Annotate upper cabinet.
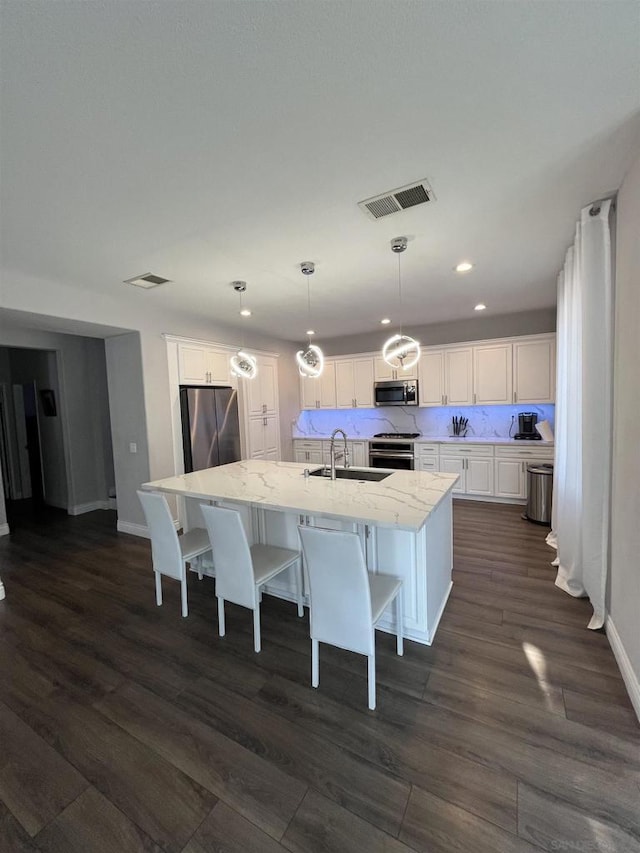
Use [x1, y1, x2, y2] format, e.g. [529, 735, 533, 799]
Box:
[335, 357, 374, 408]
[473, 342, 513, 405]
[300, 361, 337, 409]
[178, 344, 231, 386]
[419, 347, 473, 406]
[513, 336, 555, 404]
[374, 356, 418, 382]
[418, 334, 555, 408]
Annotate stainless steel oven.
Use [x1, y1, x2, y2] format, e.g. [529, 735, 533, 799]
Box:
[368, 433, 417, 470]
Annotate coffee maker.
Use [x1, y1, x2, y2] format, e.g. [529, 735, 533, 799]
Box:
[514, 412, 541, 440]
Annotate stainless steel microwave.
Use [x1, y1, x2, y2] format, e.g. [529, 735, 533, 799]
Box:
[374, 380, 419, 407]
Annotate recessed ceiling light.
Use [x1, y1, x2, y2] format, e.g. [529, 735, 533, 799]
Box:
[240, 308, 251, 317]
[306, 329, 315, 336]
[123, 272, 171, 289]
[474, 303, 486, 311]
[380, 318, 391, 325]
[455, 262, 474, 273]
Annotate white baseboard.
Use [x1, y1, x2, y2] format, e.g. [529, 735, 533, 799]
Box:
[117, 520, 150, 538]
[106, 497, 117, 510]
[68, 500, 113, 516]
[606, 615, 640, 722]
[0, 523, 10, 537]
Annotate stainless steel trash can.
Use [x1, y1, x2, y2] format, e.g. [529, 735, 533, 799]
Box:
[525, 464, 553, 524]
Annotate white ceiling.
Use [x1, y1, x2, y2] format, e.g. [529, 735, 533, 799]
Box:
[1, 1, 639, 342]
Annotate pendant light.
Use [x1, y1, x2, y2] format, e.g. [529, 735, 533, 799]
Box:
[229, 281, 258, 380]
[296, 261, 324, 378]
[382, 236, 421, 371]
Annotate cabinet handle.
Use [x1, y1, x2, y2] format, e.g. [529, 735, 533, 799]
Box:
[263, 417, 267, 426]
[316, 400, 320, 409]
[514, 392, 517, 403]
[444, 394, 448, 405]
[473, 393, 477, 404]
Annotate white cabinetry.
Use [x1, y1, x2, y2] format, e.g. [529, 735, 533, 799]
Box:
[349, 440, 368, 467]
[416, 443, 439, 472]
[439, 444, 494, 496]
[293, 440, 324, 465]
[513, 336, 555, 404]
[374, 357, 418, 382]
[419, 347, 473, 406]
[244, 355, 280, 461]
[335, 358, 374, 408]
[494, 445, 554, 499]
[178, 344, 231, 385]
[300, 362, 337, 409]
[473, 343, 512, 405]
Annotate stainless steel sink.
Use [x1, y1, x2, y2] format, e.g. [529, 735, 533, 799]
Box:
[308, 467, 393, 482]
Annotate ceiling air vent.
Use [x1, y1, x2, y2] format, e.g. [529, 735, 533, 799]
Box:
[358, 179, 436, 221]
[124, 272, 172, 289]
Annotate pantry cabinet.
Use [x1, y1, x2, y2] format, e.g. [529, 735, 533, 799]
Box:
[244, 354, 281, 461]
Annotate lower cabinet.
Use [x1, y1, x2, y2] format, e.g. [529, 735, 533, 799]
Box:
[493, 446, 555, 499]
[293, 439, 368, 468]
[439, 444, 494, 497]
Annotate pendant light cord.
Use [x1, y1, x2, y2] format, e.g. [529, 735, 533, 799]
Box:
[397, 252, 403, 336]
[307, 278, 312, 345]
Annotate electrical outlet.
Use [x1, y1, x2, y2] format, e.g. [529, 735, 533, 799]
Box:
[129, 442, 137, 454]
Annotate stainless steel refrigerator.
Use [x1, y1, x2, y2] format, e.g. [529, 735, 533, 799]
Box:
[179, 385, 241, 472]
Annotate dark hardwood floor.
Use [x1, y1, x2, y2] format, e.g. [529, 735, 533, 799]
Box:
[0, 501, 638, 853]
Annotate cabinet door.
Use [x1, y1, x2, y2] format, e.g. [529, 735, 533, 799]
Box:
[206, 350, 231, 385]
[300, 376, 319, 409]
[374, 356, 395, 382]
[466, 457, 494, 496]
[353, 358, 374, 407]
[294, 449, 308, 463]
[248, 419, 265, 457]
[308, 448, 324, 465]
[439, 456, 465, 494]
[263, 416, 279, 459]
[334, 360, 355, 408]
[418, 455, 438, 472]
[260, 359, 278, 414]
[419, 349, 445, 406]
[350, 441, 368, 467]
[513, 338, 555, 403]
[445, 348, 473, 405]
[319, 362, 337, 408]
[474, 343, 512, 405]
[494, 459, 525, 499]
[179, 345, 208, 384]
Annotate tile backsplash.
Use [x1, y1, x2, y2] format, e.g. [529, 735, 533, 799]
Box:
[293, 405, 555, 440]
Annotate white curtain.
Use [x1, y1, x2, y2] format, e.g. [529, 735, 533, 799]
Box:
[547, 199, 613, 630]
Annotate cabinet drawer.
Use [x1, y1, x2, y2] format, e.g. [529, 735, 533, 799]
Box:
[439, 443, 494, 457]
[418, 456, 438, 471]
[495, 445, 554, 459]
[417, 443, 440, 455]
[294, 440, 322, 450]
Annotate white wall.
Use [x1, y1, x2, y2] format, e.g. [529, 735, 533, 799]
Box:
[609, 149, 640, 714]
[318, 307, 556, 356]
[0, 460, 7, 534]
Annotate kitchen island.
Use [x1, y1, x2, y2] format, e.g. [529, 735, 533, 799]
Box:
[143, 460, 459, 645]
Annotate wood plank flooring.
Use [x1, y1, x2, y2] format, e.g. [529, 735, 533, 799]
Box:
[0, 500, 638, 853]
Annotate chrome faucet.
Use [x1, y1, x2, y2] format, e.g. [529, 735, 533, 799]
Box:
[329, 428, 349, 480]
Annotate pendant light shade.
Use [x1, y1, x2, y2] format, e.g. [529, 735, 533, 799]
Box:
[297, 261, 324, 378]
[230, 350, 258, 379]
[296, 343, 324, 378]
[382, 237, 421, 370]
[382, 333, 421, 371]
[229, 281, 258, 380]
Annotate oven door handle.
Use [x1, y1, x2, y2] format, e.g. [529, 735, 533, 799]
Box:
[369, 451, 415, 458]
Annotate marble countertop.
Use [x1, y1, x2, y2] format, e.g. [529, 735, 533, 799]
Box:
[293, 434, 554, 447]
[143, 459, 459, 532]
